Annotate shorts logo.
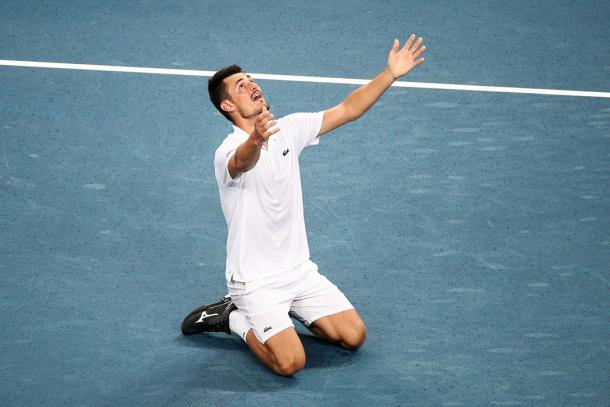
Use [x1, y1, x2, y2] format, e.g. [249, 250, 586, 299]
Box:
[263, 326, 273, 333]
[282, 149, 290, 156]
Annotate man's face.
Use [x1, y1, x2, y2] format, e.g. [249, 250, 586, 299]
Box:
[222, 72, 269, 119]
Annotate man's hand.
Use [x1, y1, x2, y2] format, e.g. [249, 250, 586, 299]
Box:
[228, 106, 279, 178]
[319, 33, 427, 136]
[386, 34, 426, 79]
[253, 105, 279, 145]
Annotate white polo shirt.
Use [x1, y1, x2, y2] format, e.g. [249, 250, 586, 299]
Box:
[214, 111, 323, 282]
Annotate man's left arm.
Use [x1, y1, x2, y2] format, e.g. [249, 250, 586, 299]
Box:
[319, 34, 426, 137]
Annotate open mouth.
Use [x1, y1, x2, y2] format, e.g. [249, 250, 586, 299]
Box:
[251, 91, 263, 102]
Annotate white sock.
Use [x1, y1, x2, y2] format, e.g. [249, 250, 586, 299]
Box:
[229, 310, 251, 343]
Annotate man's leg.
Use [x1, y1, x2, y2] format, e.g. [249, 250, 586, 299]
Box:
[227, 307, 307, 376]
[229, 307, 307, 376]
[288, 261, 366, 350]
[226, 275, 311, 376]
[243, 326, 306, 376]
[182, 298, 306, 376]
[308, 309, 367, 350]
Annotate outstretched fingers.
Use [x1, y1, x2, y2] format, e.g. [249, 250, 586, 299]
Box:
[392, 38, 400, 52]
[405, 34, 426, 65]
[387, 32, 427, 78]
[408, 36, 423, 53]
[402, 34, 416, 51]
[413, 42, 427, 58]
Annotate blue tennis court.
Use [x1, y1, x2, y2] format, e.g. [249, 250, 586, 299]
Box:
[1, 1, 609, 406]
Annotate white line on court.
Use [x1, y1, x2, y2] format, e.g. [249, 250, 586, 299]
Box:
[1, 59, 609, 99]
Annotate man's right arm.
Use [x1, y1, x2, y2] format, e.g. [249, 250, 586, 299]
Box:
[228, 136, 263, 179]
[228, 106, 279, 179]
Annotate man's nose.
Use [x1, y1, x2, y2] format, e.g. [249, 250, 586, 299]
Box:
[247, 82, 258, 92]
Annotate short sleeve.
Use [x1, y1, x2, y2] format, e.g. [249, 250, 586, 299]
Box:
[278, 112, 324, 156]
[214, 139, 242, 186]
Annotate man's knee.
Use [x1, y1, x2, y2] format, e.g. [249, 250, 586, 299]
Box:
[264, 329, 306, 376]
[274, 350, 306, 376]
[341, 320, 367, 350]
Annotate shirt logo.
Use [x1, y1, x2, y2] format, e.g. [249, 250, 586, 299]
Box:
[264, 326, 273, 333]
[282, 149, 290, 156]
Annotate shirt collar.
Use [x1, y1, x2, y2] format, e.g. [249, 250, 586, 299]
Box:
[231, 125, 250, 142]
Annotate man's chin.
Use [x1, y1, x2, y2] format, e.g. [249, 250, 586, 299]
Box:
[256, 101, 271, 114]
[261, 97, 270, 111]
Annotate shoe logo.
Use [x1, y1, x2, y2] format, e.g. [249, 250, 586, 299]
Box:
[282, 149, 290, 156]
[195, 310, 219, 323]
[264, 326, 273, 333]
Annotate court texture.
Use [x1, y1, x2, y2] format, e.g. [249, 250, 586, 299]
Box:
[1, 1, 609, 406]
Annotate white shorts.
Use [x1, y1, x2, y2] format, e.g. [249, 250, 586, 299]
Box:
[227, 259, 354, 344]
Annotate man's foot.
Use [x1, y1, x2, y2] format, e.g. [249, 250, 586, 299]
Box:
[181, 296, 237, 336]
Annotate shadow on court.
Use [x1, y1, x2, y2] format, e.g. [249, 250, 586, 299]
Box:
[98, 333, 363, 406]
[178, 331, 360, 373]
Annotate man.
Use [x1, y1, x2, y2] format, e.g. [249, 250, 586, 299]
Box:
[181, 34, 426, 376]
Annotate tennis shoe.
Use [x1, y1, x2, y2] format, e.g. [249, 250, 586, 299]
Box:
[181, 296, 236, 336]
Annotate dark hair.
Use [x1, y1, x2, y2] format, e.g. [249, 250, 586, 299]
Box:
[208, 64, 243, 122]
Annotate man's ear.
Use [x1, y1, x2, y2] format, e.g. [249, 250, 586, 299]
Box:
[220, 100, 235, 114]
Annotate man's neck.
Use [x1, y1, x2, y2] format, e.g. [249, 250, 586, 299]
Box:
[233, 116, 255, 136]
[233, 116, 267, 148]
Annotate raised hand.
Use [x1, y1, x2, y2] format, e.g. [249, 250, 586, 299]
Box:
[386, 34, 426, 79]
[253, 105, 279, 144]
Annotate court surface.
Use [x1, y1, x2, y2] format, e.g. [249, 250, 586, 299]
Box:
[1, 1, 609, 406]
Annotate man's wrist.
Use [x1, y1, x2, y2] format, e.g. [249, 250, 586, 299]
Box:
[383, 66, 398, 81]
[248, 132, 264, 147]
